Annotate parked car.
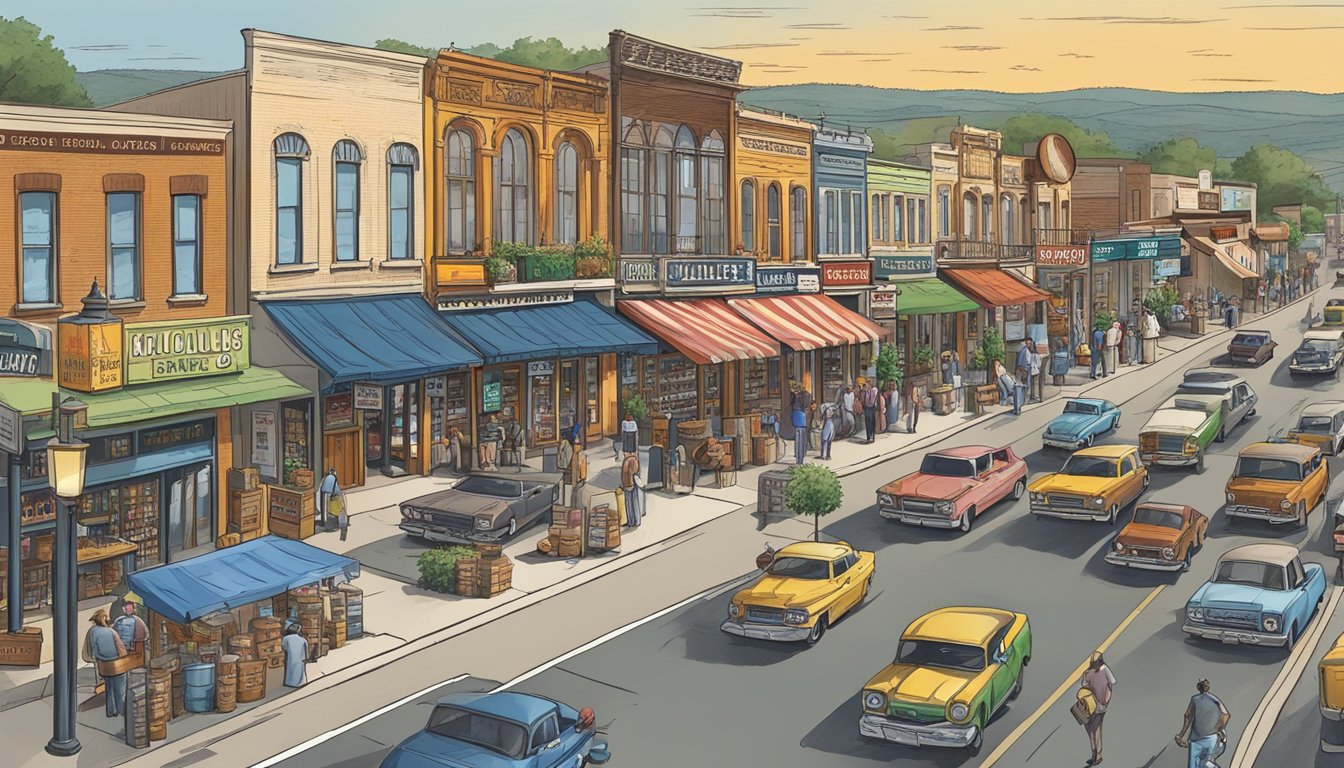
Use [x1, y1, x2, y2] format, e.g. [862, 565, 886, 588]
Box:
[1176, 370, 1258, 433]
[1321, 631, 1344, 752]
[1226, 330, 1277, 367]
[1138, 394, 1224, 473]
[1104, 503, 1208, 572]
[399, 474, 560, 543]
[379, 691, 610, 768]
[1324, 297, 1344, 326]
[1225, 441, 1329, 527]
[1291, 329, 1344, 378]
[1041, 398, 1121, 450]
[1287, 401, 1344, 455]
[876, 445, 1027, 533]
[1028, 445, 1149, 524]
[1182, 543, 1326, 649]
[721, 541, 875, 646]
[859, 606, 1031, 755]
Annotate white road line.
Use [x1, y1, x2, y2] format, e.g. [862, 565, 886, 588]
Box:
[248, 674, 469, 768]
[1230, 585, 1344, 768]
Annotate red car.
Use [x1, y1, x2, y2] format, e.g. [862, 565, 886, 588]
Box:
[876, 445, 1028, 533]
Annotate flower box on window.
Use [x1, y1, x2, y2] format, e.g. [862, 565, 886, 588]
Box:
[518, 249, 576, 283]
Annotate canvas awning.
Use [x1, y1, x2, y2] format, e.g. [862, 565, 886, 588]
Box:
[883, 278, 980, 317]
[438, 299, 658, 365]
[939, 268, 1051, 308]
[79, 367, 309, 429]
[1192, 236, 1258, 280]
[617, 299, 780, 364]
[726, 294, 891, 351]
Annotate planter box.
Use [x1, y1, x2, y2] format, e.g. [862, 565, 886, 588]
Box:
[518, 252, 576, 283]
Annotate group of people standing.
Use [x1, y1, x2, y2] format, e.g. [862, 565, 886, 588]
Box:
[788, 377, 909, 465]
[1090, 308, 1162, 380]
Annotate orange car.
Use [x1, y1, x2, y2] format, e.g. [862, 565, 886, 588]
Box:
[1225, 442, 1329, 527]
[1104, 503, 1208, 572]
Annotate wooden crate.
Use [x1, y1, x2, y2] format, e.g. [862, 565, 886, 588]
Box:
[0, 627, 44, 667]
[454, 558, 478, 597]
[227, 467, 260, 491]
[472, 541, 503, 560]
[228, 489, 264, 534]
[751, 435, 777, 466]
[475, 557, 514, 597]
[269, 517, 313, 541]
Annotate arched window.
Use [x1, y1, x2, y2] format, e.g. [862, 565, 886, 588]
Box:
[675, 125, 697, 252]
[980, 194, 993, 243]
[1000, 194, 1015, 245]
[387, 143, 418, 261]
[333, 139, 363, 261]
[766, 184, 782, 261]
[701, 130, 726, 254]
[554, 141, 579, 245]
[494, 128, 532, 245]
[1019, 195, 1030, 244]
[650, 126, 674, 253]
[937, 185, 951, 238]
[273, 132, 310, 265]
[620, 121, 647, 253]
[790, 187, 807, 261]
[739, 180, 755, 253]
[445, 128, 476, 253]
[962, 191, 977, 240]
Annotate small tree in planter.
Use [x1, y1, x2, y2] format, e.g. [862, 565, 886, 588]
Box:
[911, 346, 936, 374]
[875, 344, 903, 390]
[974, 325, 1006, 378]
[786, 463, 843, 542]
[623, 392, 651, 444]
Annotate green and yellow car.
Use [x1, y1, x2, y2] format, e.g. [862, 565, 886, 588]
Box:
[1139, 394, 1224, 474]
[859, 606, 1031, 755]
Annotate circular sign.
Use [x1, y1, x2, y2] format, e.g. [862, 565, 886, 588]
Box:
[1036, 133, 1077, 184]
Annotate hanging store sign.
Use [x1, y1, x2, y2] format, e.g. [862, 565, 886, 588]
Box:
[870, 290, 896, 318]
[0, 404, 21, 455]
[1091, 237, 1181, 262]
[872, 253, 935, 280]
[437, 290, 573, 311]
[323, 394, 354, 429]
[755, 266, 821, 295]
[527, 360, 555, 377]
[1035, 245, 1088, 268]
[482, 370, 502, 413]
[820, 261, 873, 287]
[123, 315, 250, 384]
[662, 258, 756, 294]
[352, 383, 383, 410]
[1155, 258, 1182, 278]
[0, 319, 51, 377]
[58, 317, 123, 393]
[424, 376, 446, 398]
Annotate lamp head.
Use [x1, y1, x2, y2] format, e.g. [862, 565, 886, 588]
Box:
[45, 437, 88, 501]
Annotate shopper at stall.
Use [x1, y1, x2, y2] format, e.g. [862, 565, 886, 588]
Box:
[557, 428, 575, 505]
[82, 610, 127, 718]
[621, 452, 643, 528]
[478, 415, 502, 471]
[334, 484, 349, 542]
[112, 600, 148, 654]
[282, 624, 309, 688]
[318, 467, 340, 530]
[1091, 325, 1108, 379]
[619, 411, 639, 461]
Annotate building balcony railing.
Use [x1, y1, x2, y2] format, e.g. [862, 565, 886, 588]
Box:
[1033, 228, 1092, 247]
[936, 239, 1035, 266]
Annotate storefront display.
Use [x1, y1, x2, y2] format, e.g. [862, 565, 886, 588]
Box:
[528, 366, 557, 446]
[642, 355, 699, 419]
[281, 401, 311, 486]
[703, 364, 723, 417]
[428, 373, 469, 467]
[559, 360, 579, 437]
[821, 347, 846, 401]
[740, 358, 780, 414]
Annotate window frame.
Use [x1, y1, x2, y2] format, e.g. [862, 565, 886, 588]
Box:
[18, 190, 58, 305]
[333, 143, 362, 262]
[171, 193, 203, 296]
[273, 133, 310, 267]
[554, 141, 580, 246]
[766, 183, 782, 261]
[789, 186, 807, 262]
[740, 179, 755, 254]
[529, 714, 560, 752]
[938, 185, 951, 238]
[445, 128, 477, 254]
[106, 191, 142, 301]
[494, 127, 534, 246]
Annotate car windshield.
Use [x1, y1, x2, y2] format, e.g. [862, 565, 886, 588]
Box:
[1328, 299, 1344, 307]
[454, 477, 523, 497]
[1213, 560, 1286, 590]
[919, 455, 975, 477]
[1063, 401, 1100, 415]
[1297, 416, 1335, 434]
[1235, 457, 1303, 482]
[896, 640, 986, 672]
[1232, 334, 1265, 347]
[767, 557, 830, 580]
[1299, 341, 1333, 353]
[1060, 456, 1116, 478]
[426, 705, 528, 760]
[1133, 507, 1184, 529]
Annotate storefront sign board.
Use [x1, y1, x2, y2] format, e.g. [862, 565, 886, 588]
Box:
[755, 266, 821, 295]
[123, 315, 250, 385]
[1221, 187, 1254, 212]
[618, 257, 659, 292]
[1035, 245, 1088, 268]
[527, 360, 555, 377]
[482, 373, 502, 413]
[57, 318, 123, 393]
[437, 290, 574, 311]
[820, 261, 873, 287]
[739, 134, 809, 157]
[424, 376, 446, 398]
[434, 259, 489, 288]
[0, 129, 225, 156]
[817, 154, 864, 171]
[872, 253, 934, 280]
[1091, 236, 1181, 262]
[323, 394, 354, 429]
[0, 319, 50, 377]
[352, 383, 383, 410]
[1155, 258, 1181, 278]
[139, 418, 213, 453]
[251, 410, 276, 474]
[0, 404, 21, 455]
[662, 258, 756, 294]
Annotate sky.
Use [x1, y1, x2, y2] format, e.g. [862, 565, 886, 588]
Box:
[9, 0, 1344, 93]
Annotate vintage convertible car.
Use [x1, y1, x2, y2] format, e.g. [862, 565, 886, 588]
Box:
[1182, 543, 1326, 649]
[1287, 401, 1344, 456]
[721, 541, 875, 646]
[379, 691, 610, 768]
[1029, 445, 1149, 524]
[399, 474, 560, 543]
[1226, 330, 1277, 367]
[1041, 398, 1120, 450]
[859, 606, 1031, 755]
[1176, 370, 1257, 434]
[876, 445, 1027, 533]
[1225, 441, 1328, 527]
[1138, 394, 1224, 473]
[1290, 330, 1344, 377]
[1104, 502, 1208, 572]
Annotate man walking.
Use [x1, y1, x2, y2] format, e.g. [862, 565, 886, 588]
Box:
[1176, 678, 1230, 768]
[282, 624, 309, 687]
[1015, 340, 1033, 403]
[1142, 308, 1162, 364]
[1105, 321, 1122, 375]
[789, 381, 812, 464]
[621, 452, 642, 527]
[1091, 325, 1108, 379]
[318, 467, 340, 530]
[861, 380, 879, 444]
[557, 427, 575, 506]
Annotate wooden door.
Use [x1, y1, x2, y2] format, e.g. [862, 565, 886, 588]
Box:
[323, 428, 365, 489]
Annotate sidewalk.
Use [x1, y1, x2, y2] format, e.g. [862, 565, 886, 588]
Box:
[1, 290, 1313, 767]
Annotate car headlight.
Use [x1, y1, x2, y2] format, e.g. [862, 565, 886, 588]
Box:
[1113, 540, 1125, 552]
[1090, 496, 1106, 508]
[1030, 492, 1045, 503]
[1263, 614, 1281, 633]
[1280, 499, 1294, 510]
[728, 602, 740, 618]
[1161, 547, 1175, 560]
[935, 500, 954, 514]
[1185, 437, 1197, 450]
[1187, 605, 1204, 621]
[1226, 492, 1236, 503]
[401, 508, 413, 520]
[948, 702, 970, 723]
[878, 493, 893, 506]
[783, 608, 809, 625]
[475, 516, 493, 530]
[863, 691, 886, 711]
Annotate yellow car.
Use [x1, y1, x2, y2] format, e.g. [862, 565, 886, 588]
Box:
[1321, 631, 1344, 752]
[721, 541, 875, 646]
[860, 607, 1031, 755]
[1287, 401, 1344, 456]
[1225, 441, 1329, 527]
[1028, 445, 1149, 524]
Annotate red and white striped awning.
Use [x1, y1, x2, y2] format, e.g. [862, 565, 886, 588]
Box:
[727, 294, 893, 351]
[617, 299, 780, 365]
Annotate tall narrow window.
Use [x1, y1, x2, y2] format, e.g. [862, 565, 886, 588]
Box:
[871, 194, 885, 243]
[20, 191, 56, 304]
[554, 141, 579, 245]
[917, 198, 927, 243]
[333, 139, 363, 262]
[851, 191, 864, 254]
[274, 132, 309, 265]
[445, 128, 476, 253]
[962, 192, 977, 241]
[840, 191, 852, 254]
[1000, 194, 1015, 245]
[1020, 195, 1030, 244]
[981, 194, 993, 243]
[387, 143, 417, 260]
[790, 187, 806, 262]
[107, 192, 140, 300]
[1037, 202, 1053, 230]
[172, 195, 201, 295]
[766, 184, 782, 260]
[650, 126, 673, 254]
[494, 128, 532, 244]
[938, 185, 951, 238]
[675, 126, 697, 253]
[620, 121, 646, 253]
[740, 180, 755, 253]
[891, 195, 904, 242]
[822, 190, 838, 255]
[701, 130, 726, 254]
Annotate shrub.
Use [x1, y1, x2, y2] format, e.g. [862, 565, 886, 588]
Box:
[786, 464, 843, 542]
[624, 393, 649, 423]
[875, 344, 903, 388]
[975, 325, 1005, 371]
[1143, 285, 1181, 325]
[1093, 311, 1116, 331]
[416, 545, 477, 593]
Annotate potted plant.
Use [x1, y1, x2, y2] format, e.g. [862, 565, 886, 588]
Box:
[911, 346, 936, 374]
[624, 393, 651, 445]
[487, 240, 520, 284]
[875, 344, 903, 390]
[574, 236, 614, 279]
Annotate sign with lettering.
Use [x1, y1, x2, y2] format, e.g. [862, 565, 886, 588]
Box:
[138, 418, 214, 454]
[352, 383, 383, 411]
[251, 410, 276, 473]
[482, 370, 502, 413]
[0, 404, 21, 455]
[870, 290, 897, 319]
[1155, 258, 1182, 278]
[0, 319, 50, 377]
[755, 266, 821, 295]
[618, 257, 659, 291]
[424, 376, 446, 398]
[1198, 169, 1213, 191]
[527, 360, 555, 377]
[0, 129, 225, 155]
[1035, 245, 1089, 268]
[58, 318, 123, 393]
[817, 153, 865, 173]
[738, 134, 809, 157]
[123, 316, 249, 384]
[323, 394, 354, 429]
[873, 253, 935, 280]
[820, 261, 873, 287]
[437, 290, 574, 311]
[662, 258, 756, 294]
[1221, 187, 1254, 212]
[1091, 237, 1181, 262]
[434, 259, 488, 288]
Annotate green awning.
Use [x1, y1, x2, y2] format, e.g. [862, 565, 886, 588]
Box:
[0, 378, 58, 415]
[889, 278, 980, 317]
[81, 367, 309, 429]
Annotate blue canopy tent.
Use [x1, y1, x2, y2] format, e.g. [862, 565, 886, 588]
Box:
[128, 536, 360, 625]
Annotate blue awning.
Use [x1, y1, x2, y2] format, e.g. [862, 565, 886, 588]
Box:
[128, 535, 360, 625]
[263, 295, 482, 387]
[438, 299, 659, 364]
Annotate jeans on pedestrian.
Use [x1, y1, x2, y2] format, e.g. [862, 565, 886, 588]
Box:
[1188, 734, 1220, 768]
[1012, 385, 1024, 415]
[795, 434, 807, 464]
[997, 375, 1013, 404]
[820, 438, 832, 459]
[104, 672, 126, 717]
[624, 488, 641, 526]
[863, 407, 877, 442]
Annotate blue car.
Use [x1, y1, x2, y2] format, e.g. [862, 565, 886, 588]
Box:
[380, 691, 611, 768]
[1042, 398, 1121, 450]
[1183, 543, 1327, 649]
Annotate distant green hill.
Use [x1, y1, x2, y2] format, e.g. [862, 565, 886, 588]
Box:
[78, 69, 229, 107]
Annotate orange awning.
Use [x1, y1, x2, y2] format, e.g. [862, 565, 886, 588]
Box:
[939, 268, 1051, 308]
[617, 299, 780, 365]
[1192, 237, 1258, 280]
[727, 294, 893, 351]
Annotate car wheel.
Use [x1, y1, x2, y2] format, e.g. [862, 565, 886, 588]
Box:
[1085, 433, 1094, 448]
[805, 615, 827, 647]
[966, 719, 984, 756]
[1248, 407, 1256, 417]
[1010, 667, 1024, 701]
[861, 577, 871, 604]
[1195, 450, 1206, 475]
[1216, 426, 1226, 443]
[1108, 504, 1119, 526]
[1287, 623, 1299, 652]
[959, 508, 976, 534]
[507, 517, 518, 537]
[1296, 501, 1308, 528]
[1112, 414, 1120, 431]
[1011, 479, 1026, 501]
[1142, 473, 1151, 490]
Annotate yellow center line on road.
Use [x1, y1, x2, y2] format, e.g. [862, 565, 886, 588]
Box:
[979, 584, 1166, 768]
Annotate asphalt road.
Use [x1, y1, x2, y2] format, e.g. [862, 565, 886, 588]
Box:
[250, 289, 1343, 768]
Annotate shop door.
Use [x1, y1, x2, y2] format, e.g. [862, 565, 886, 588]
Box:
[324, 429, 364, 488]
[559, 359, 579, 441]
[585, 357, 603, 444]
[167, 464, 213, 561]
[388, 382, 418, 472]
[365, 403, 383, 471]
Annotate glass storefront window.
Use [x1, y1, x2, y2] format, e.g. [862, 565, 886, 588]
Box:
[529, 370, 557, 445]
[560, 359, 578, 434]
[584, 357, 600, 429]
[282, 401, 311, 485]
[703, 363, 722, 417]
[821, 347, 845, 401]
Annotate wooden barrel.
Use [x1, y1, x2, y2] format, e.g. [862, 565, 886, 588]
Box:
[257, 637, 283, 669]
[237, 659, 267, 703]
[228, 633, 255, 660]
[215, 654, 238, 713]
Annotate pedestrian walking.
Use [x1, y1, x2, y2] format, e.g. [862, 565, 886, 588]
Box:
[862, 380, 879, 444]
[993, 358, 1014, 405]
[1015, 340, 1033, 401]
[331, 485, 348, 541]
[1081, 653, 1117, 765]
[904, 377, 920, 434]
[478, 415, 501, 471]
[876, 380, 888, 434]
[1028, 340, 1043, 403]
[884, 381, 900, 430]
[318, 467, 340, 529]
[819, 404, 835, 460]
[621, 452, 643, 527]
[619, 411, 638, 462]
[1091, 325, 1108, 379]
[841, 385, 856, 431]
[557, 427, 576, 505]
[1142, 308, 1162, 364]
[82, 610, 127, 718]
[1176, 678, 1229, 768]
[1012, 360, 1028, 416]
[1105, 321, 1121, 375]
[789, 381, 812, 463]
[282, 624, 309, 687]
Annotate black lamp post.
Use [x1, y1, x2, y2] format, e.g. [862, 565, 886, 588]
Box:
[45, 395, 87, 758]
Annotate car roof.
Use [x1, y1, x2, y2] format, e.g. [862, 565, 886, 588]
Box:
[933, 445, 996, 458]
[1136, 502, 1190, 515]
[435, 692, 555, 725]
[1071, 444, 1134, 459]
[1328, 298, 1344, 306]
[1218, 543, 1297, 567]
[1161, 393, 1224, 409]
[1182, 369, 1241, 384]
[904, 607, 1016, 647]
[1231, 330, 1270, 338]
[1239, 441, 1318, 460]
[777, 541, 851, 560]
[1301, 401, 1344, 417]
[1064, 398, 1109, 408]
[1304, 330, 1343, 341]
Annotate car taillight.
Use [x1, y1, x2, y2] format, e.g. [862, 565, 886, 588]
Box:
[578, 706, 595, 732]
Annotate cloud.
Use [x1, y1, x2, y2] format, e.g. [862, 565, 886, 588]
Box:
[922, 25, 983, 31]
[1252, 25, 1344, 29]
[688, 4, 804, 16]
[1022, 16, 1226, 24]
[942, 45, 1005, 51]
[816, 50, 908, 56]
[1195, 77, 1274, 82]
[1190, 51, 1233, 56]
[1060, 52, 1094, 58]
[1224, 3, 1344, 7]
[69, 44, 130, 51]
[702, 42, 800, 49]
[914, 68, 986, 74]
[883, 14, 929, 18]
[783, 22, 851, 29]
[789, 37, 812, 40]
[1010, 64, 1043, 71]
[860, 58, 893, 62]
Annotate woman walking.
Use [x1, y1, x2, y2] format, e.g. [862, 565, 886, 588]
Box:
[1081, 652, 1116, 765]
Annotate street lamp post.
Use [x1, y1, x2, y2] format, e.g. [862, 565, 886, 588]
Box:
[45, 395, 87, 758]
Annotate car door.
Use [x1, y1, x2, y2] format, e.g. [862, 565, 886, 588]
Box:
[989, 449, 1015, 504]
[530, 712, 569, 768]
[522, 482, 551, 522]
[1232, 384, 1254, 427]
[1118, 453, 1141, 505]
[830, 554, 857, 617]
[987, 626, 1016, 711]
[1334, 413, 1344, 453]
[1308, 454, 1328, 507]
[1286, 558, 1310, 631]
